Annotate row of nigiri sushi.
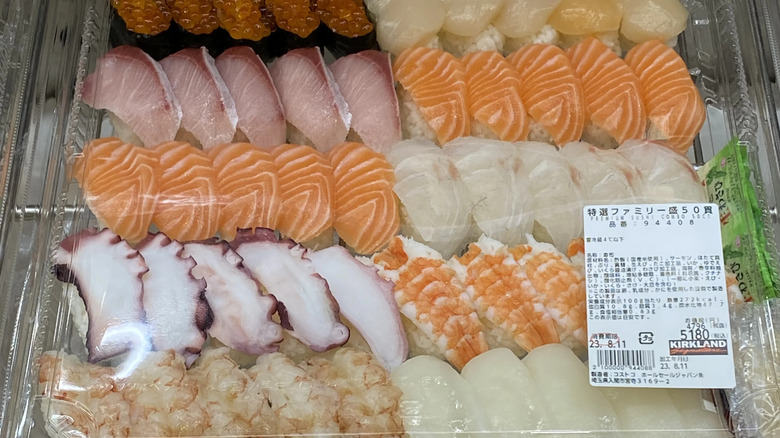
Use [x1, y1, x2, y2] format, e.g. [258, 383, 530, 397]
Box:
[395, 39, 705, 153]
[388, 137, 705, 259]
[391, 344, 730, 437]
[113, 0, 374, 40]
[84, 45, 401, 153]
[370, 0, 690, 57]
[367, 234, 587, 370]
[56, 227, 409, 371]
[74, 139, 400, 254]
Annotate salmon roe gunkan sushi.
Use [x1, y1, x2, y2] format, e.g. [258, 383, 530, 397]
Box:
[316, 0, 373, 37]
[167, 0, 219, 34]
[112, 0, 172, 35]
[213, 0, 274, 41]
[267, 0, 320, 37]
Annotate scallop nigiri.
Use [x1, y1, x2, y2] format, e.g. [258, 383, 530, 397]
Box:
[152, 141, 219, 242]
[327, 142, 399, 254]
[621, 0, 688, 44]
[493, 0, 562, 39]
[73, 138, 159, 244]
[386, 138, 471, 259]
[208, 143, 281, 241]
[505, 44, 586, 145]
[374, 0, 445, 55]
[394, 47, 470, 145]
[270, 144, 335, 243]
[625, 40, 706, 154]
[548, 0, 623, 36]
[567, 37, 646, 148]
[452, 236, 560, 353]
[372, 236, 489, 370]
[461, 51, 529, 142]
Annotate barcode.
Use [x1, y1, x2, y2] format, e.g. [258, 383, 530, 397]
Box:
[596, 349, 655, 370]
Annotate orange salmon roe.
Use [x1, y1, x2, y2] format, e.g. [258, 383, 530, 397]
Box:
[213, 0, 273, 41]
[167, 0, 219, 34]
[268, 0, 320, 38]
[112, 0, 172, 35]
[316, 0, 372, 37]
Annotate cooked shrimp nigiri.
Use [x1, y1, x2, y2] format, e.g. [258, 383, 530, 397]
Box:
[372, 236, 489, 370]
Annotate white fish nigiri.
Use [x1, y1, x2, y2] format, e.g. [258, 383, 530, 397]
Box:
[441, 0, 504, 36]
[560, 141, 642, 205]
[329, 50, 401, 153]
[159, 47, 237, 150]
[82, 45, 182, 147]
[493, 0, 562, 38]
[516, 141, 585, 251]
[600, 387, 686, 435]
[214, 46, 285, 149]
[443, 137, 531, 246]
[387, 139, 471, 258]
[375, 0, 445, 55]
[390, 355, 487, 437]
[269, 47, 351, 153]
[461, 348, 553, 433]
[618, 139, 706, 203]
[523, 343, 621, 431]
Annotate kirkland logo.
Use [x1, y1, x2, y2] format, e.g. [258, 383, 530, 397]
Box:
[669, 339, 729, 356]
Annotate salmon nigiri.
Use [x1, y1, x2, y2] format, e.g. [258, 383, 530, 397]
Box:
[567, 37, 646, 148]
[208, 143, 281, 240]
[461, 51, 530, 142]
[152, 141, 219, 241]
[506, 44, 586, 145]
[73, 137, 159, 243]
[624, 40, 706, 154]
[327, 142, 399, 254]
[270, 144, 335, 243]
[394, 47, 470, 145]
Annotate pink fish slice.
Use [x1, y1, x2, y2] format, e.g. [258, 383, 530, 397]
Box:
[215, 46, 286, 149]
[82, 45, 182, 147]
[159, 47, 238, 150]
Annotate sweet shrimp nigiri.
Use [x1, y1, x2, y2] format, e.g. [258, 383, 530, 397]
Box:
[371, 236, 489, 370]
[327, 142, 399, 254]
[451, 235, 559, 354]
[506, 44, 586, 146]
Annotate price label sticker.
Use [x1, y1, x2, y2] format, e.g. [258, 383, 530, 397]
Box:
[584, 203, 736, 389]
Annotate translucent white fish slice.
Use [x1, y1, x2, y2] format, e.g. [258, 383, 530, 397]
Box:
[443, 137, 532, 246]
[523, 343, 621, 431]
[441, 0, 504, 37]
[516, 141, 585, 251]
[461, 348, 554, 433]
[560, 141, 642, 205]
[668, 389, 730, 435]
[376, 0, 446, 55]
[600, 387, 686, 435]
[493, 0, 562, 38]
[390, 355, 488, 437]
[388, 139, 472, 258]
[618, 139, 707, 203]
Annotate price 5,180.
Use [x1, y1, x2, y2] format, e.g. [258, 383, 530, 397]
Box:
[680, 328, 710, 341]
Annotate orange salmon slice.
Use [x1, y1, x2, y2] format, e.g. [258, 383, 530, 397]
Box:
[462, 51, 530, 142]
[624, 40, 706, 154]
[394, 47, 470, 145]
[327, 142, 399, 254]
[506, 44, 586, 146]
[208, 142, 282, 240]
[567, 37, 646, 144]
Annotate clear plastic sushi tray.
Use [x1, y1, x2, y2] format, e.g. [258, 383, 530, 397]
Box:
[1, 0, 780, 437]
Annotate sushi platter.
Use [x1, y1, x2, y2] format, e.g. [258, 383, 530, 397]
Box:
[1, 0, 780, 437]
